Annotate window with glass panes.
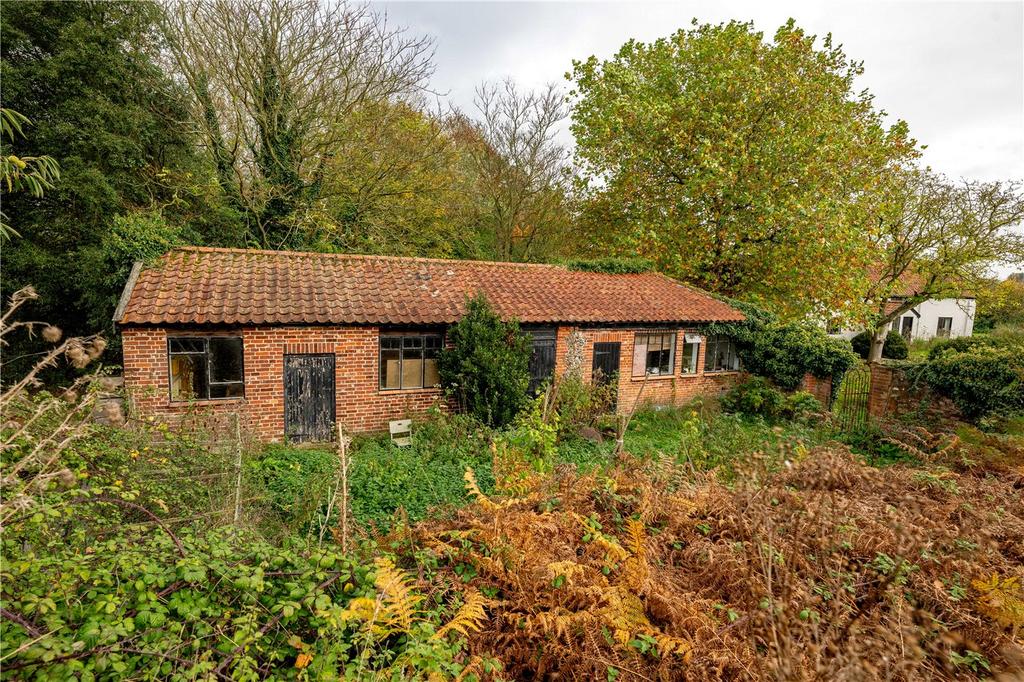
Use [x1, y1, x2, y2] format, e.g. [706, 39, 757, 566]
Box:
[703, 334, 740, 372]
[168, 337, 244, 400]
[681, 334, 701, 374]
[379, 334, 441, 390]
[632, 332, 675, 376]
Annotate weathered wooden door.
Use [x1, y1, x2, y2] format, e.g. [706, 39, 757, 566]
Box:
[527, 328, 557, 395]
[284, 354, 335, 443]
[591, 342, 621, 411]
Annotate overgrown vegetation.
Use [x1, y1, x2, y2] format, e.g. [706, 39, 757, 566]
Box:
[708, 299, 860, 391]
[721, 376, 822, 423]
[437, 294, 532, 427]
[852, 328, 909, 360]
[563, 256, 654, 274]
[921, 331, 1024, 422]
[4, 327, 1023, 680]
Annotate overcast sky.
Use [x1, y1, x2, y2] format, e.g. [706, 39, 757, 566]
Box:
[380, 0, 1024, 183]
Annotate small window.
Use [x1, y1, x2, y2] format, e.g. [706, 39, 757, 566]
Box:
[681, 334, 700, 374]
[380, 334, 442, 390]
[632, 332, 675, 377]
[704, 334, 740, 372]
[936, 317, 953, 338]
[168, 336, 244, 401]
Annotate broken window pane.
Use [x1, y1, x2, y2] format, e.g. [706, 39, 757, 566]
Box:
[170, 353, 208, 401]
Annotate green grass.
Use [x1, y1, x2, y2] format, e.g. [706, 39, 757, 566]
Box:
[246, 403, 847, 533]
[618, 404, 834, 478]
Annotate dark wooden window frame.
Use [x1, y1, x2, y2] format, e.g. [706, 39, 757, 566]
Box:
[167, 335, 245, 402]
[936, 316, 953, 338]
[703, 333, 740, 373]
[379, 333, 443, 391]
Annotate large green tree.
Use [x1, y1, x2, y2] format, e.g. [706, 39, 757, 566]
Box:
[0, 1, 236, 347]
[570, 20, 919, 317]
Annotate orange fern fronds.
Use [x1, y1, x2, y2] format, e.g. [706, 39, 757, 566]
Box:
[435, 588, 492, 640]
[972, 573, 1024, 634]
[373, 557, 422, 633]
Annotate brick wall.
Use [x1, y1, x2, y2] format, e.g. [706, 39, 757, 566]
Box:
[868, 363, 960, 422]
[122, 326, 446, 441]
[122, 324, 740, 442]
[567, 327, 740, 411]
[800, 373, 833, 407]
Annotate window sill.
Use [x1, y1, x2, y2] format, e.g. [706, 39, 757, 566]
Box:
[629, 373, 677, 382]
[704, 370, 742, 376]
[167, 397, 246, 407]
[378, 386, 443, 396]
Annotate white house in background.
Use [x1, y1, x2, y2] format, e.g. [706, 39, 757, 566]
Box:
[882, 297, 975, 341]
[830, 269, 976, 342]
[832, 296, 976, 342]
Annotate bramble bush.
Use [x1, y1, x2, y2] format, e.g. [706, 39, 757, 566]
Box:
[851, 329, 908, 360]
[0, 291, 487, 681]
[438, 293, 532, 427]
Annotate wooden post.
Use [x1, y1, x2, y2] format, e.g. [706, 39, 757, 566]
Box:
[233, 413, 243, 525]
[337, 421, 350, 554]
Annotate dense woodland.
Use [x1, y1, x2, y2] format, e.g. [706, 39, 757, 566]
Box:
[2, 2, 1024, 680]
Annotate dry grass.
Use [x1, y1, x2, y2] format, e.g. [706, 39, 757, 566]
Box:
[406, 440, 1024, 680]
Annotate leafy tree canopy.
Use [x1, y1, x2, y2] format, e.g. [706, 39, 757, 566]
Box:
[859, 169, 1024, 361]
[563, 256, 654, 274]
[570, 19, 919, 318]
[0, 0, 237, 358]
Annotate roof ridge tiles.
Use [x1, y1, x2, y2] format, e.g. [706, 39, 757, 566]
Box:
[173, 245, 569, 270]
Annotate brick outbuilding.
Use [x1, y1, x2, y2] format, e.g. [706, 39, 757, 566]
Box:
[115, 247, 745, 442]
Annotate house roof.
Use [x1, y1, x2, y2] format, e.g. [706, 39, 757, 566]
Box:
[867, 266, 927, 298]
[115, 247, 744, 327]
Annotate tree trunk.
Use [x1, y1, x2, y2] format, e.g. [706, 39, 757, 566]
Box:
[868, 325, 887, 363]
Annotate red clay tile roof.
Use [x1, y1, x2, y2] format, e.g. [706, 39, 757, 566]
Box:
[116, 247, 744, 327]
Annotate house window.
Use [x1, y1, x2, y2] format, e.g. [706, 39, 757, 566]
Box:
[704, 334, 740, 372]
[380, 334, 441, 390]
[168, 337, 244, 401]
[681, 334, 700, 374]
[936, 317, 953, 338]
[632, 332, 675, 377]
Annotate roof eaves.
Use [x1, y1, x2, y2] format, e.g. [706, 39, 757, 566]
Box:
[112, 260, 144, 325]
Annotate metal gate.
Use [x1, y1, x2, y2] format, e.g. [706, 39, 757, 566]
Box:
[284, 354, 336, 443]
[833, 364, 871, 432]
[591, 342, 621, 411]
